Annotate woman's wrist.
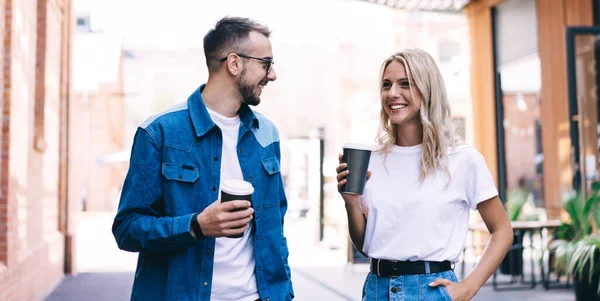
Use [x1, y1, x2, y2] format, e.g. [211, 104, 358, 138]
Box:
[344, 197, 362, 210]
[460, 278, 481, 298]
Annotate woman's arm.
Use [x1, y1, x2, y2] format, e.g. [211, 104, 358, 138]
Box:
[465, 196, 513, 293]
[344, 196, 368, 256]
[336, 154, 370, 256]
[431, 196, 513, 300]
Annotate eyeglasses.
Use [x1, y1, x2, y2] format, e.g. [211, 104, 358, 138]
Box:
[220, 53, 274, 75]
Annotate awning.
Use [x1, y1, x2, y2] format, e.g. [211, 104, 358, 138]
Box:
[356, 0, 470, 13]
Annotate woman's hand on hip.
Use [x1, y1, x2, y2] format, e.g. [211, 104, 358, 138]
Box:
[429, 278, 475, 301]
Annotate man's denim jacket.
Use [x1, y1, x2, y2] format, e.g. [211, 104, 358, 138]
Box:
[112, 85, 294, 301]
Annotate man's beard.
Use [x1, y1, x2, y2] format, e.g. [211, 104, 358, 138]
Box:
[236, 69, 261, 106]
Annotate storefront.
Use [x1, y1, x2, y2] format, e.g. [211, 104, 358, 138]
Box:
[466, 0, 599, 218]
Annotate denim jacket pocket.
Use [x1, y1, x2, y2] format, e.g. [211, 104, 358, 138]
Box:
[161, 163, 199, 183]
[261, 157, 280, 208]
[261, 157, 280, 175]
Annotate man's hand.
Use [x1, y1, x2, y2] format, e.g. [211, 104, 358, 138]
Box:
[197, 200, 254, 237]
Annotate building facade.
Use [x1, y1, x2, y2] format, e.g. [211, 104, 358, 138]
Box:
[465, 0, 599, 218]
[0, 0, 74, 300]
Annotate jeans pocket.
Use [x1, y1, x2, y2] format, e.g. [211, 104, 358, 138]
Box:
[439, 286, 454, 301]
[440, 286, 454, 301]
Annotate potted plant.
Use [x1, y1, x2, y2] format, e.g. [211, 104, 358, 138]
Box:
[569, 233, 600, 301]
[552, 182, 600, 300]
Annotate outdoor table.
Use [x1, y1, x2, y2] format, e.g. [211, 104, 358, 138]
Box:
[463, 220, 562, 291]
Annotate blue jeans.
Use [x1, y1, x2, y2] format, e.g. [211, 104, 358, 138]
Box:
[362, 270, 458, 301]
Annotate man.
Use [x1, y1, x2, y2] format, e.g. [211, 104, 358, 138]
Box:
[112, 17, 293, 301]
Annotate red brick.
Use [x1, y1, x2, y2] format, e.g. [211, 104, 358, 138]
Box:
[0, 0, 74, 300]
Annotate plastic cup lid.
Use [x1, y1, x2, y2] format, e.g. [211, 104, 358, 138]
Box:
[343, 143, 372, 151]
[221, 179, 254, 195]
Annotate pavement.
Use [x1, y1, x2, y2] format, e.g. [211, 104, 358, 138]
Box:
[44, 212, 577, 301]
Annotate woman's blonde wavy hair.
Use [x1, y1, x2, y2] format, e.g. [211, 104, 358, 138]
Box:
[376, 49, 458, 180]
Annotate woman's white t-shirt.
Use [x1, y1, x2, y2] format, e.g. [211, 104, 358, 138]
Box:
[360, 144, 498, 263]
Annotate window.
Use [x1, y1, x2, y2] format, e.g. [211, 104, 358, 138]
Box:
[493, 0, 543, 212]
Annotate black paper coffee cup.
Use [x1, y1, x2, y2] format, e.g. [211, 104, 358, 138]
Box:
[341, 144, 372, 195]
[221, 179, 254, 238]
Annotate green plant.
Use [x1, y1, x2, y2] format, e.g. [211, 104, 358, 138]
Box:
[500, 185, 531, 275]
[570, 233, 600, 296]
[505, 188, 528, 221]
[553, 239, 577, 277]
[553, 182, 600, 276]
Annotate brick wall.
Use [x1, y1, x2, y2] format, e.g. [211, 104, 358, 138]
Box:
[0, 0, 12, 268]
[0, 0, 72, 300]
[57, 0, 71, 273]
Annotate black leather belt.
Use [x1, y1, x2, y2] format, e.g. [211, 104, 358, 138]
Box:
[370, 259, 452, 277]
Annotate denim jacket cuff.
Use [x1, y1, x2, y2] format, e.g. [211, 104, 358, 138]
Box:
[173, 213, 201, 246]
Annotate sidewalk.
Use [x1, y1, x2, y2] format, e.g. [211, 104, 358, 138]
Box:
[44, 266, 576, 301]
[44, 212, 576, 301]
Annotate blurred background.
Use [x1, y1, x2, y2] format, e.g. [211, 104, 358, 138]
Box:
[0, 0, 599, 300]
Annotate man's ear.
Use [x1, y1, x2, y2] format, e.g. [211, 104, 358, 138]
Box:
[225, 54, 242, 76]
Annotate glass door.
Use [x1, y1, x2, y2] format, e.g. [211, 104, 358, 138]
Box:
[566, 26, 600, 197]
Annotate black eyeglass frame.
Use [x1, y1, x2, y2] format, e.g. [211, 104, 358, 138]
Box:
[220, 53, 274, 75]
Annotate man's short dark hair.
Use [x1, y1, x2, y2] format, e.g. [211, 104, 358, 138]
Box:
[203, 16, 271, 73]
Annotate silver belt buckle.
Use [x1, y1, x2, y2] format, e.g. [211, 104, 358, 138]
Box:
[391, 260, 398, 278]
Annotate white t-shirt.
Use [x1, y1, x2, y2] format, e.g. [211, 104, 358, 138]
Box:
[207, 108, 259, 301]
[360, 144, 498, 263]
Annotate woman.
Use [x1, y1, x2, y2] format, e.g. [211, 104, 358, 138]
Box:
[336, 49, 513, 301]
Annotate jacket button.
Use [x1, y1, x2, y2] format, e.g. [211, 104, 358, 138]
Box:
[212, 187, 216, 192]
[204, 282, 208, 286]
[258, 266, 262, 271]
[178, 175, 183, 179]
[249, 177, 253, 181]
[391, 287, 399, 293]
[239, 149, 243, 154]
[214, 157, 219, 161]
[207, 248, 211, 254]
